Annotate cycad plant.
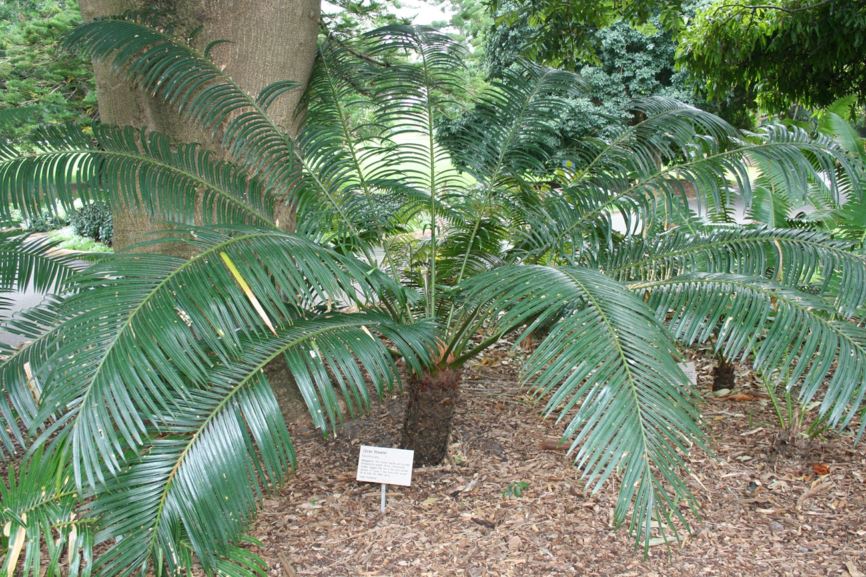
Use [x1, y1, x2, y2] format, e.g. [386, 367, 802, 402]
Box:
[2, 20, 866, 576]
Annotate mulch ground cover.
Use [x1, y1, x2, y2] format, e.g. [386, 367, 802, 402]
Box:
[253, 345, 866, 577]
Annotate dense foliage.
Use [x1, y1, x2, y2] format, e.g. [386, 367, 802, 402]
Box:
[2, 16, 866, 577]
[442, 16, 699, 157]
[679, 0, 866, 113]
[69, 201, 113, 245]
[0, 0, 95, 141]
[18, 207, 67, 232]
[486, 0, 683, 67]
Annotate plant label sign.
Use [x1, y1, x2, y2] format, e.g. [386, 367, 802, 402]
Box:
[356, 445, 414, 487]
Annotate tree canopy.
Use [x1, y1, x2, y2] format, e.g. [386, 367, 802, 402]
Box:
[0, 1, 95, 141]
[679, 0, 866, 112]
[486, 0, 684, 68]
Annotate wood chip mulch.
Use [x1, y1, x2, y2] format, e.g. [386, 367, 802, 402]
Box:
[253, 347, 866, 577]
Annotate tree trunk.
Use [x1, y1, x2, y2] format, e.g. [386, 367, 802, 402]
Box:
[79, 0, 320, 247]
[712, 356, 736, 392]
[79, 0, 319, 413]
[401, 368, 461, 466]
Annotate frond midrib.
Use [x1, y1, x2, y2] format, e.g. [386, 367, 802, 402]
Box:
[419, 44, 440, 319]
[553, 268, 654, 478]
[143, 315, 388, 564]
[68, 230, 291, 482]
[5, 488, 77, 523]
[606, 231, 863, 277]
[4, 147, 275, 226]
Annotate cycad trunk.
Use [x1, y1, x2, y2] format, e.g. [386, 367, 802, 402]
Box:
[713, 357, 736, 391]
[401, 368, 461, 466]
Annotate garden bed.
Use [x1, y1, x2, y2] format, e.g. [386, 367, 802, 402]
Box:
[253, 348, 866, 577]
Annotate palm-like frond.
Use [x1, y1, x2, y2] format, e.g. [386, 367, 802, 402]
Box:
[817, 108, 866, 244]
[30, 229, 400, 487]
[281, 314, 436, 430]
[600, 226, 866, 316]
[634, 273, 866, 433]
[819, 107, 865, 161]
[363, 25, 466, 316]
[747, 174, 794, 228]
[435, 210, 508, 284]
[0, 449, 92, 577]
[90, 313, 433, 576]
[66, 21, 296, 198]
[0, 125, 275, 226]
[90, 369, 285, 577]
[463, 265, 703, 545]
[64, 20, 382, 260]
[297, 38, 389, 238]
[516, 99, 855, 263]
[0, 299, 69, 456]
[834, 191, 866, 243]
[0, 231, 85, 294]
[435, 61, 583, 306]
[446, 61, 582, 183]
[2, 15, 864, 571]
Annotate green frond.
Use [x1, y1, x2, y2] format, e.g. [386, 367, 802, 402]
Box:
[0, 16, 859, 572]
[279, 314, 436, 431]
[436, 214, 508, 284]
[569, 97, 738, 191]
[747, 172, 794, 228]
[362, 25, 467, 316]
[28, 229, 398, 487]
[741, 124, 852, 206]
[601, 226, 866, 316]
[433, 61, 584, 320]
[0, 124, 275, 226]
[0, 449, 93, 577]
[818, 109, 865, 163]
[211, 543, 269, 577]
[66, 20, 392, 256]
[90, 370, 286, 576]
[66, 20, 296, 198]
[0, 299, 69, 456]
[296, 37, 402, 245]
[89, 313, 433, 576]
[257, 80, 300, 112]
[634, 272, 866, 433]
[463, 265, 703, 547]
[834, 190, 866, 242]
[445, 60, 583, 182]
[0, 232, 85, 293]
[517, 100, 856, 262]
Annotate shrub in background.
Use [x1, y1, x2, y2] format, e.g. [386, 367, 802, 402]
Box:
[21, 208, 67, 232]
[70, 201, 113, 245]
